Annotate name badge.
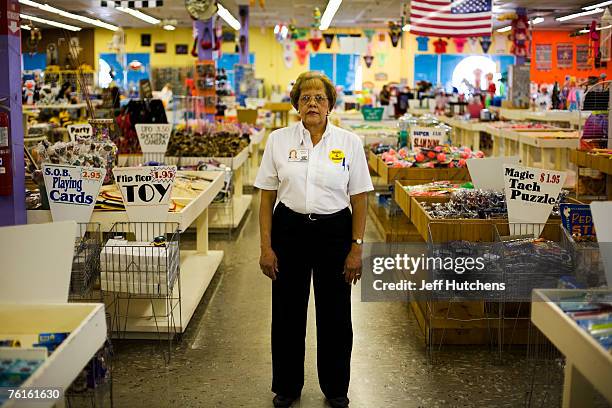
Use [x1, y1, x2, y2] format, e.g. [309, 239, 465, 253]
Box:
[289, 148, 309, 162]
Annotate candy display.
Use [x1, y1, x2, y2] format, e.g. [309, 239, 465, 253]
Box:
[166, 123, 250, 157]
[381, 145, 484, 168]
[423, 189, 569, 219]
[557, 292, 612, 350]
[401, 181, 474, 197]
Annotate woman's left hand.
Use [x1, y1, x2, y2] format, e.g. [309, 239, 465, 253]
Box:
[344, 246, 363, 285]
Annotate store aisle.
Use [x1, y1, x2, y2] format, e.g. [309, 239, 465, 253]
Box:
[110, 195, 559, 408]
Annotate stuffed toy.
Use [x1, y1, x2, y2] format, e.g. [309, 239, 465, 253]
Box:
[510, 13, 530, 58]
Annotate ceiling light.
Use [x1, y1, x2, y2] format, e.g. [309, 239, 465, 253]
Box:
[162, 24, 175, 30]
[20, 24, 31, 30]
[20, 13, 81, 31]
[556, 8, 604, 22]
[116, 6, 160, 25]
[531, 17, 544, 24]
[320, 0, 342, 31]
[402, 24, 410, 32]
[19, 0, 118, 31]
[579, 28, 590, 33]
[580, 24, 612, 33]
[583, 1, 612, 10]
[496, 25, 512, 32]
[497, 17, 543, 33]
[217, 3, 241, 31]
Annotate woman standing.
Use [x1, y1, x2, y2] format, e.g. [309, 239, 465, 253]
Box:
[255, 71, 373, 408]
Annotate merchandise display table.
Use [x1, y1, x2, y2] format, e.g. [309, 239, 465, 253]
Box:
[531, 289, 612, 408]
[342, 121, 398, 147]
[504, 130, 580, 170]
[0, 303, 106, 408]
[372, 154, 470, 184]
[569, 149, 612, 200]
[437, 117, 490, 152]
[166, 147, 252, 229]
[27, 171, 225, 336]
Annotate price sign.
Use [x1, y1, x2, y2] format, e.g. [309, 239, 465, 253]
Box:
[67, 124, 93, 141]
[409, 126, 447, 149]
[467, 156, 520, 191]
[503, 164, 566, 236]
[113, 165, 176, 222]
[135, 124, 172, 154]
[42, 164, 106, 223]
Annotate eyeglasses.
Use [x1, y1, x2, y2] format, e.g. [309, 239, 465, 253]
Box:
[299, 95, 328, 105]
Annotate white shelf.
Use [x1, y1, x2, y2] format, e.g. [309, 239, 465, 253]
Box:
[531, 289, 612, 407]
[166, 146, 250, 171]
[209, 194, 252, 229]
[0, 303, 106, 408]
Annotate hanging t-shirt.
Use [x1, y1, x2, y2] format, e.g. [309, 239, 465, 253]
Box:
[416, 36, 430, 52]
[433, 38, 448, 54]
[480, 36, 492, 54]
[453, 37, 467, 53]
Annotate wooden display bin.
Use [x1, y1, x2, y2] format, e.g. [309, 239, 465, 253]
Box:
[393, 180, 448, 221]
[368, 151, 379, 174]
[376, 155, 471, 184]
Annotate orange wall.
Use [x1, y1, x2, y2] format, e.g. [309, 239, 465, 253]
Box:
[530, 30, 612, 84]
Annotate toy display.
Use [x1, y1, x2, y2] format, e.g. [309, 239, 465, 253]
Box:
[381, 145, 484, 168]
[166, 123, 250, 157]
[401, 181, 474, 197]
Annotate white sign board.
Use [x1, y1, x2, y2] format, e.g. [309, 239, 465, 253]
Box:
[590, 201, 612, 286]
[67, 124, 93, 141]
[503, 165, 566, 236]
[43, 164, 105, 223]
[410, 126, 447, 149]
[467, 156, 521, 190]
[135, 124, 172, 154]
[113, 165, 176, 222]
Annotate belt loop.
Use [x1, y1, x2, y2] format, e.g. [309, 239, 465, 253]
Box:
[308, 213, 316, 221]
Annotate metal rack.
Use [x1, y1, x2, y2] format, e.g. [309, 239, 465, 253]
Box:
[69, 223, 103, 300]
[101, 222, 182, 363]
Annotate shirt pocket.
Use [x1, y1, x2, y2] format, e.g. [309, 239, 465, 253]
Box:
[318, 161, 349, 190]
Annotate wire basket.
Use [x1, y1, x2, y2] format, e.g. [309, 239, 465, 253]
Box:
[560, 226, 606, 289]
[70, 223, 103, 298]
[101, 222, 180, 297]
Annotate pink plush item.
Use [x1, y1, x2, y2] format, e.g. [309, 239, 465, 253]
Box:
[427, 151, 436, 159]
[415, 153, 425, 162]
[449, 161, 455, 168]
[436, 153, 446, 162]
[475, 151, 485, 158]
[434, 145, 443, 152]
[458, 158, 467, 167]
[424, 161, 435, 168]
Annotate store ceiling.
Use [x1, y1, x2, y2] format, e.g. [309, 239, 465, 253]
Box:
[18, 0, 606, 31]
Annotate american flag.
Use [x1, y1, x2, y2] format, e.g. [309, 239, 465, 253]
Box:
[410, 0, 493, 38]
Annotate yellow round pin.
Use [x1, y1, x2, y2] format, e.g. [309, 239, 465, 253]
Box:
[329, 149, 345, 164]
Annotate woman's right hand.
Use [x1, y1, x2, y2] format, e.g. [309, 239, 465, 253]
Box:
[260, 246, 279, 280]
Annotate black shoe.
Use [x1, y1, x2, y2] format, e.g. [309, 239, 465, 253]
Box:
[327, 396, 349, 408]
[273, 394, 297, 408]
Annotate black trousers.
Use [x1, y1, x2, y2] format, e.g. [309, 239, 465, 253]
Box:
[271, 202, 353, 399]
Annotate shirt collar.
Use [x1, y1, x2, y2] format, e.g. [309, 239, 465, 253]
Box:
[297, 120, 332, 145]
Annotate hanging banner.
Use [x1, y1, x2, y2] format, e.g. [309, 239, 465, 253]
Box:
[576, 44, 591, 70]
[467, 156, 521, 191]
[560, 203, 595, 238]
[295, 39, 309, 51]
[43, 164, 105, 223]
[309, 37, 322, 52]
[113, 166, 176, 222]
[282, 40, 294, 68]
[67, 124, 93, 142]
[556, 43, 573, 69]
[363, 55, 374, 68]
[295, 48, 308, 65]
[535, 44, 552, 71]
[410, 127, 447, 149]
[135, 123, 172, 154]
[323, 33, 335, 48]
[479, 36, 492, 53]
[503, 165, 566, 235]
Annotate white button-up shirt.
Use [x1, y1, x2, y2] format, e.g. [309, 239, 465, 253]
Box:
[255, 121, 374, 214]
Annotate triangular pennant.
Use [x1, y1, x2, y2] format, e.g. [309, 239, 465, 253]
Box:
[323, 33, 334, 48]
[295, 48, 309, 65]
[364, 29, 376, 42]
[309, 37, 322, 52]
[296, 39, 309, 51]
[480, 36, 492, 53]
[363, 55, 374, 68]
[283, 40, 294, 68]
[389, 32, 400, 47]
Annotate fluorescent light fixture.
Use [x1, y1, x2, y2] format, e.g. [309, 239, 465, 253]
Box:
[116, 6, 160, 25]
[402, 24, 410, 32]
[580, 24, 612, 33]
[20, 13, 81, 31]
[497, 17, 543, 33]
[20, 24, 31, 30]
[217, 3, 241, 31]
[556, 8, 604, 22]
[583, 1, 612, 10]
[162, 24, 175, 30]
[319, 0, 342, 31]
[19, 0, 118, 31]
[496, 25, 512, 32]
[531, 17, 544, 24]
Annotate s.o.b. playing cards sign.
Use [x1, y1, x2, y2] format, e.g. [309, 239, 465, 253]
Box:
[43, 164, 105, 223]
[135, 124, 172, 154]
[503, 165, 566, 235]
[113, 166, 176, 222]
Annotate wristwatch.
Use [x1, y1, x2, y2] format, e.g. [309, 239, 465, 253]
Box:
[352, 238, 363, 245]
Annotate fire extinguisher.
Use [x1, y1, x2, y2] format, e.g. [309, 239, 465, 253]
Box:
[0, 108, 12, 196]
